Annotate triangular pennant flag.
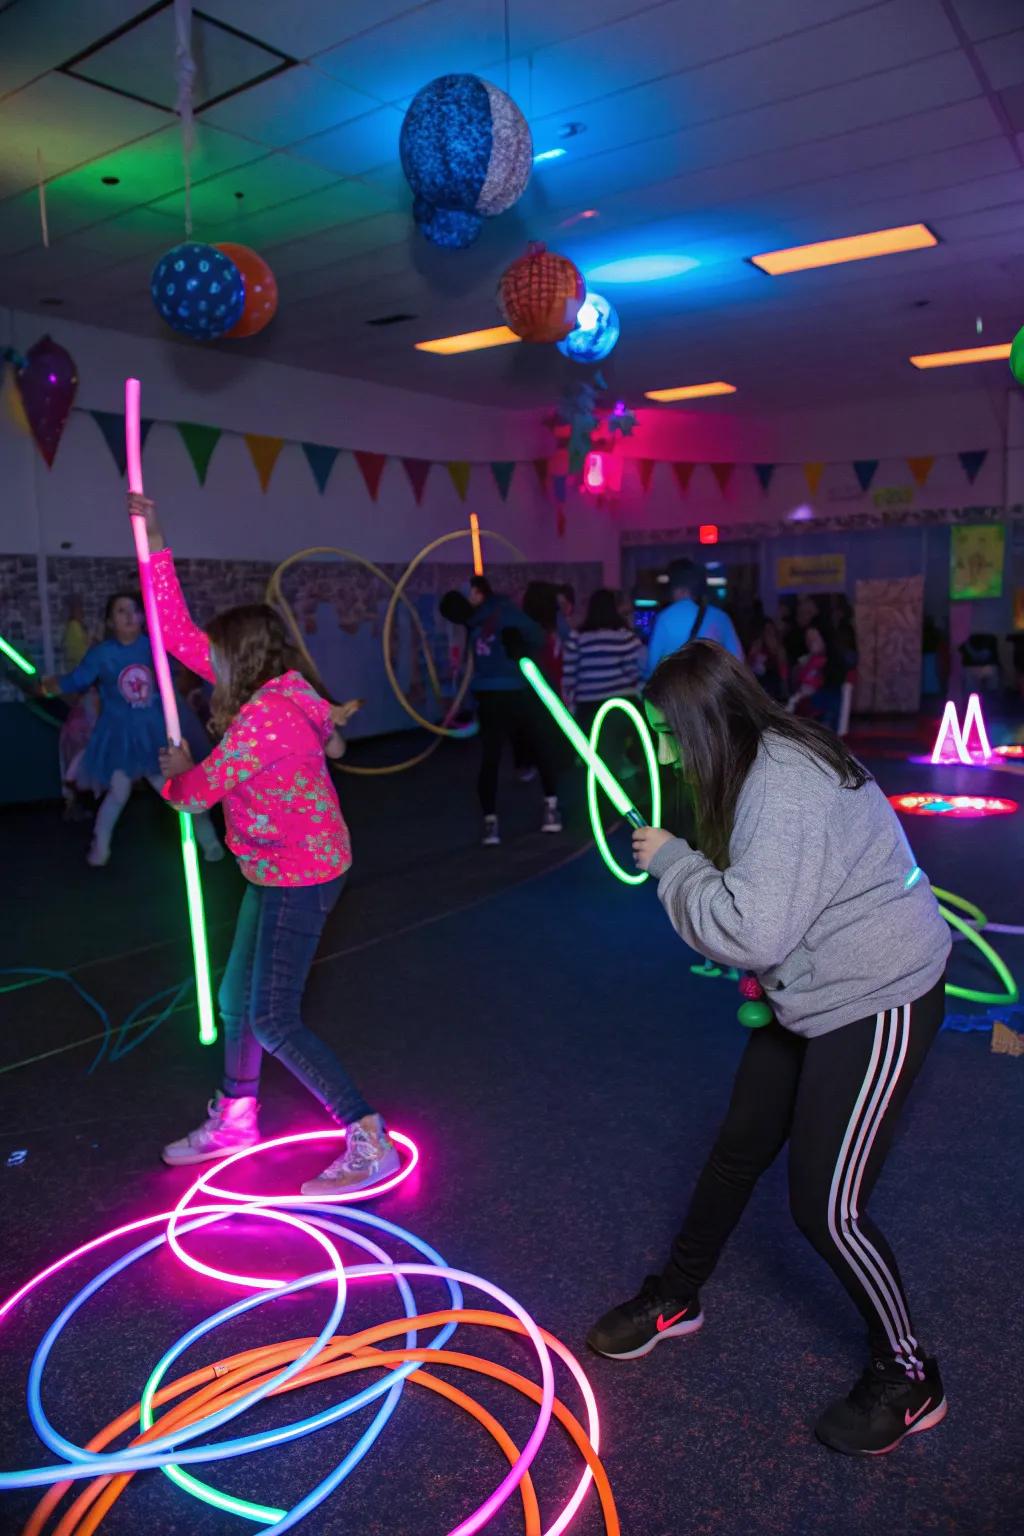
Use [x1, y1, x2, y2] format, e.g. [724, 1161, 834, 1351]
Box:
[907, 455, 934, 489]
[533, 457, 548, 489]
[672, 462, 696, 496]
[710, 463, 734, 495]
[958, 449, 987, 485]
[447, 461, 472, 502]
[803, 461, 825, 495]
[90, 410, 154, 477]
[853, 460, 879, 493]
[177, 421, 222, 486]
[354, 450, 387, 502]
[637, 459, 655, 493]
[754, 463, 776, 493]
[301, 442, 340, 494]
[402, 457, 432, 505]
[244, 433, 285, 493]
[490, 461, 516, 501]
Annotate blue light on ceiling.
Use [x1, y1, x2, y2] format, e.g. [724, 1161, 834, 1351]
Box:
[585, 254, 699, 283]
[533, 147, 567, 163]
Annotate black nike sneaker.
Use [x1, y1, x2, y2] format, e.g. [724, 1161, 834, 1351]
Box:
[815, 1355, 947, 1456]
[587, 1275, 703, 1360]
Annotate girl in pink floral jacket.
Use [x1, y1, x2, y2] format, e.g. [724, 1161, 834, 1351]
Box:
[129, 493, 397, 1195]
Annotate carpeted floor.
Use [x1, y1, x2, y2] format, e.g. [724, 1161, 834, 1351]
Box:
[1, 739, 1021, 1535]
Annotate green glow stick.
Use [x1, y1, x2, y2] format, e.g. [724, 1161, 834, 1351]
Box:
[519, 658, 643, 823]
[178, 811, 217, 1044]
[586, 696, 662, 885]
[0, 633, 37, 676]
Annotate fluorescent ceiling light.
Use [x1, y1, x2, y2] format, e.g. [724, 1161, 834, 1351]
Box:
[750, 223, 937, 275]
[533, 147, 566, 163]
[586, 254, 699, 283]
[909, 343, 1011, 369]
[644, 382, 737, 402]
[415, 326, 521, 356]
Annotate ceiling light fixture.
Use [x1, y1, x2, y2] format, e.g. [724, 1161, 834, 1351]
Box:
[909, 342, 1011, 369]
[415, 326, 520, 356]
[644, 382, 736, 402]
[533, 147, 567, 163]
[750, 223, 937, 275]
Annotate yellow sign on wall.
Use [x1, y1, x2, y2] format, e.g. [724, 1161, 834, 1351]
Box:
[776, 553, 847, 591]
[950, 525, 1004, 600]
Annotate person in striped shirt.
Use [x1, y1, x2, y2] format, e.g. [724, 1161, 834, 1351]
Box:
[563, 590, 645, 772]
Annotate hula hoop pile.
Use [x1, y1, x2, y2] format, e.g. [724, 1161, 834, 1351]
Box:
[1, 1130, 618, 1535]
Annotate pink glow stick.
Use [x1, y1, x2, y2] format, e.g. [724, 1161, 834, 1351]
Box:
[126, 376, 181, 745]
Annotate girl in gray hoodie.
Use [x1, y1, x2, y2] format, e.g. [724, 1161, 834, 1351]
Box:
[588, 641, 951, 1458]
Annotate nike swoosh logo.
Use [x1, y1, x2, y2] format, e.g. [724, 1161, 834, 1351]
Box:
[905, 1397, 932, 1427]
[656, 1307, 688, 1332]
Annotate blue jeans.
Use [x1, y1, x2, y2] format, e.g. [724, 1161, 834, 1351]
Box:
[220, 875, 372, 1125]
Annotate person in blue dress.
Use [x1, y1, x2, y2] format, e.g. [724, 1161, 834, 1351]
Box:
[42, 591, 222, 868]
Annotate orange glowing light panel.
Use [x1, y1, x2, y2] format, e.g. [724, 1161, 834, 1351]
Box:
[750, 223, 937, 275]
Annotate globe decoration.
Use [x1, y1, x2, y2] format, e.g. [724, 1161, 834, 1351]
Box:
[498, 242, 585, 344]
[413, 196, 483, 251]
[556, 291, 620, 363]
[1011, 322, 1024, 386]
[215, 243, 278, 338]
[401, 73, 532, 249]
[150, 243, 245, 339]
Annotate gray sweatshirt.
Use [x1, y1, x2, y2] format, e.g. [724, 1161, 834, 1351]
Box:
[647, 734, 951, 1037]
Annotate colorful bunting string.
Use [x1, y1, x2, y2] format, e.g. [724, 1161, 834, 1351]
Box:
[490, 461, 516, 501]
[958, 450, 987, 485]
[90, 409, 152, 477]
[176, 421, 222, 486]
[803, 461, 825, 495]
[672, 462, 695, 496]
[754, 463, 775, 493]
[853, 460, 879, 492]
[907, 455, 935, 489]
[710, 463, 734, 495]
[637, 459, 655, 493]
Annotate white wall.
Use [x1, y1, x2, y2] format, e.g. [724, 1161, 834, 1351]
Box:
[0, 307, 613, 574]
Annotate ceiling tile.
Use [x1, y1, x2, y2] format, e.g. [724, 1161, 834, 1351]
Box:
[149, 151, 340, 228]
[289, 107, 405, 176]
[315, 0, 506, 100]
[194, 0, 431, 61]
[0, 74, 169, 199]
[975, 29, 1024, 90]
[200, 63, 381, 146]
[0, 0, 141, 100]
[950, 0, 1022, 42]
[214, 177, 398, 247]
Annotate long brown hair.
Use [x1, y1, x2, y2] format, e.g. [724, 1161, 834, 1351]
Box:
[645, 640, 869, 869]
[206, 604, 322, 736]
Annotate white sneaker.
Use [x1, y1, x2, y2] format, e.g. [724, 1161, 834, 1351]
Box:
[300, 1115, 400, 1196]
[482, 814, 501, 846]
[161, 1091, 261, 1166]
[541, 797, 562, 834]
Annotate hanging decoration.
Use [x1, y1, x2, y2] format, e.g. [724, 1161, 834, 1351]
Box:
[803, 461, 825, 495]
[14, 335, 79, 467]
[176, 421, 223, 485]
[498, 243, 584, 344]
[90, 409, 153, 476]
[216, 243, 278, 338]
[173, 0, 197, 236]
[907, 455, 935, 489]
[1010, 323, 1024, 386]
[853, 460, 879, 492]
[401, 457, 432, 504]
[490, 461, 516, 500]
[301, 442, 340, 494]
[150, 243, 245, 339]
[754, 463, 776, 493]
[354, 450, 387, 502]
[447, 461, 472, 501]
[400, 74, 532, 249]
[710, 463, 734, 495]
[673, 462, 696, 496]
[958, 450, 987, 485]
[556, 291, 620, 364]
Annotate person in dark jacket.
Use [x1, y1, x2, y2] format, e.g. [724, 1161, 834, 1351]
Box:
[440, 577, 562, 846]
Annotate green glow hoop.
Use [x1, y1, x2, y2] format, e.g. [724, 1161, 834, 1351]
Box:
[931, 885, 1019, 1006]
[586, 697, 661, 886]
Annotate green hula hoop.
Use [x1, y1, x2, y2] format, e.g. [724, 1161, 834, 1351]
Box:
[931, 886, 1019, 1007]
[586, 698, 661, 886]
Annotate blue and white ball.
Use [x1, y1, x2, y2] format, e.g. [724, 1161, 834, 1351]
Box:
[556, 292, 621, 364]
[150, 243, 245, 339]
[401, 74, 532, 248]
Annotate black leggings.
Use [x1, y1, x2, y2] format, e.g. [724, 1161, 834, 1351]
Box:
[476, 691, 556, 814]
[663, 978, 945, 1367]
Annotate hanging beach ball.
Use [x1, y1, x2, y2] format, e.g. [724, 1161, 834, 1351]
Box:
[498, 242, 584, 343]
[556, 291, 620, 363]
[413, 197, 483, 251]
[1011, 323, 1024, 386]
[215, 243, 278, 338]
[400, 73, 532, 248]
[150, 242, 245, 339]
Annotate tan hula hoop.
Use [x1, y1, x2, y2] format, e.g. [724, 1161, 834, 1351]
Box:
[266, 544, 473, 775]
[382, 528, 525, 736]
